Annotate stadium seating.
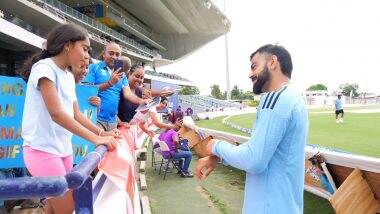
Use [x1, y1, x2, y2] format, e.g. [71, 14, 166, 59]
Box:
[145, 70, 189, 81]
[34, 0, 156, 57]
[179, 95, 243, 113]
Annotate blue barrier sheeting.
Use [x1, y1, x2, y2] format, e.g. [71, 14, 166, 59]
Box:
[0, 76, 27, 168]
[0, 145, 108, 214]
[0, 76, 98, 169]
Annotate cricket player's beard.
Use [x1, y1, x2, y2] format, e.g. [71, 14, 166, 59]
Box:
[252, 66, 271, 95]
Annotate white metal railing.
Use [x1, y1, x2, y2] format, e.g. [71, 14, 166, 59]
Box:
[182, 117, 380, 204]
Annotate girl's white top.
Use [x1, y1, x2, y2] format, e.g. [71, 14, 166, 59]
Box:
[22, 58, 77, 156]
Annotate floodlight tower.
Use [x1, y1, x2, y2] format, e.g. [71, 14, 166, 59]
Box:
[224, 0, 231, 100]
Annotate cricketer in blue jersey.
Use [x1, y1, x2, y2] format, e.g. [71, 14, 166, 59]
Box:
[195, 44, 308, 214]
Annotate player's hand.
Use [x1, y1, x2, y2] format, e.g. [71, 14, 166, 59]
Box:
[88, 96, 101, 107]
[195, 155, 220, 180]
[109, 69, 123, 85]
[203, 138, 218, 157]
[94, 136, 118, 150]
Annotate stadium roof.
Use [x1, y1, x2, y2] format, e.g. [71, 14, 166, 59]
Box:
[0, 0, 230, 67]
[112, 0, 231, 62]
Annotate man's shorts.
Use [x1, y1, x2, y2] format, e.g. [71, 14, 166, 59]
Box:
[97, 120, 117, 131]
[335, 109, 344, 115]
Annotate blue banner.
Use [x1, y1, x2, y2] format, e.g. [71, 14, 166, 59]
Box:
[72, 84, 98, 164]
[0, 76, 26, 168]
[0, 76, 98, 168]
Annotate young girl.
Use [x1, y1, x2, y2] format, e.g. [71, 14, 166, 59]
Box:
[20, 23, 118, 214]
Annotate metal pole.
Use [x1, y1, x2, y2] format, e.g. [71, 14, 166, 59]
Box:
[224, 0, 231, 100]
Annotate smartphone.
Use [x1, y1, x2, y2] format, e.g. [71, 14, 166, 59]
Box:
[113, 59, 124, 73]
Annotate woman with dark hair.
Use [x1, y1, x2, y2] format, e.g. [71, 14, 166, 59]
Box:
[20, 23, 118, 214]
[117, 63, 174, 125]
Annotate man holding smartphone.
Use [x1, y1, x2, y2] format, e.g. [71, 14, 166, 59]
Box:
[84, 42, 148, 131]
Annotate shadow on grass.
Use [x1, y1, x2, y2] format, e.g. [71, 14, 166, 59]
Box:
[145, 145, 334, 214]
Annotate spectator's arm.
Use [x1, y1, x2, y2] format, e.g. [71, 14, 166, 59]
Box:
[39, 78, 99, 143]
[150, 111, 175, 129]
[139, 122, 149, 134]
[97, 81, 114, 91]
[73, 101, 102, 135]
[83, 64, 112, 91]
[150, 89, 162, 97]
[151, 89, 174, 97]
[139, 122, 154, 137]
[123, 86, 145, 104]
[97, 70, 124, 91]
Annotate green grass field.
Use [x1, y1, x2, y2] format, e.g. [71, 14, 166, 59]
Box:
[307, 104, 380, 112]
[308, 112, 380, 157]
[196, 116, 249, 136]
[209, 111, 380, 158]
[194, 109, 380, 213]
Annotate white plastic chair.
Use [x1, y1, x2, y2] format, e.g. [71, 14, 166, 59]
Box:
[157, 141, 180, 179]
[151, 139, 162, 171]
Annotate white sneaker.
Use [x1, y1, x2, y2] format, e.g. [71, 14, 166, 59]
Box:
[336, 119, 339, 123]
[339, 118, 343, 123]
